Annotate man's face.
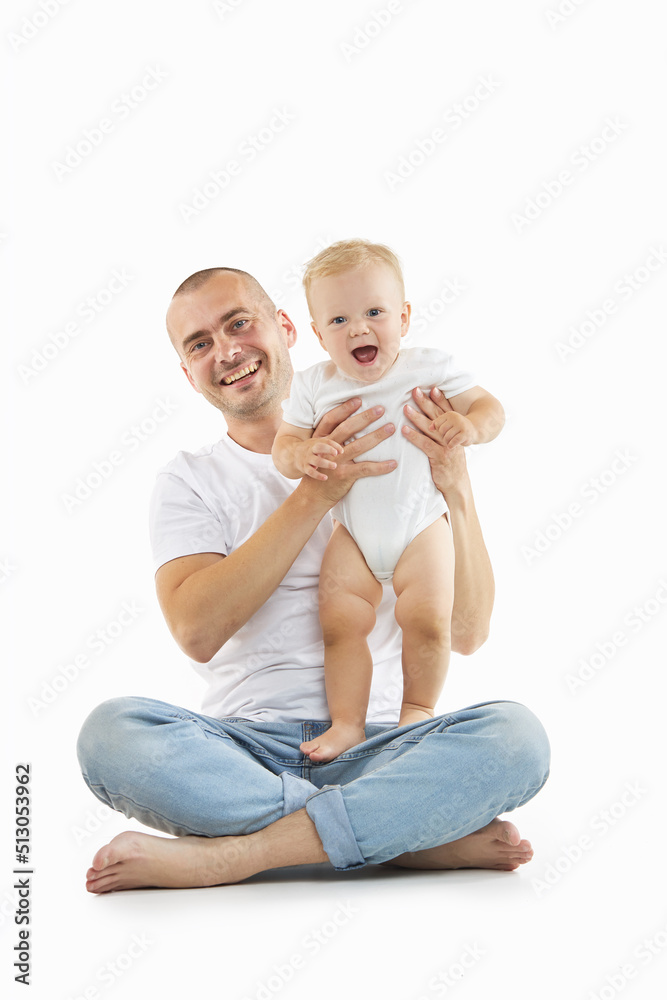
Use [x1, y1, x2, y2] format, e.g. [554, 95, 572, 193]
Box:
[167, 272, 295, 421]
[309, 263, 410, 383]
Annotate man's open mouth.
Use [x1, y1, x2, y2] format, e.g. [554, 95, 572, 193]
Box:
[351, 346, 378, 365]
[221, 361, 261, 385]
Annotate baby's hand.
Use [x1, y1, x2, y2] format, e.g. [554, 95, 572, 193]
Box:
[296, 437, 344, 481]
[430, 410, 476, 448]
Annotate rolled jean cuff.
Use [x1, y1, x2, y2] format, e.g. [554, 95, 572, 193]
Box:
[281, 772, 319, 816]
[305, 784, 366, 871]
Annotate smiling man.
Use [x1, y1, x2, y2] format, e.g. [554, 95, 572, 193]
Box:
[76, 266, 550, 892]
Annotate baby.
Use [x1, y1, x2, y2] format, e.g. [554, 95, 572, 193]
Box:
[272, 239, 504, 762]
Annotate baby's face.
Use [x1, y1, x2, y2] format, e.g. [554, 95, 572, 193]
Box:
[309, 263, 410, 382]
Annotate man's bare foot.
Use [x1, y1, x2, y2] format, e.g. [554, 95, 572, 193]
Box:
[85, 830, 256, 894]
[383, 818, 534, 872]
[86, 810, 329, 894]
[300, 721, 366, 762]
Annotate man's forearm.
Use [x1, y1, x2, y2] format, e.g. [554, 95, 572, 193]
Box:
[443, 476, 494, 655]
[271, 434, 305, 479]
[160, 403, 396, 664]
[404, 389, 495, 654]
[165, 483, 333, 662]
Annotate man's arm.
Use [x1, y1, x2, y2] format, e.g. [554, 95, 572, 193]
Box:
[156, 401, 396, 663]
[404, 387, 494, 655]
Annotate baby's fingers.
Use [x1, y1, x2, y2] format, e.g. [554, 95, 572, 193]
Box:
[429, 415, 450, 432]
[312, 457, 339, 471]
[442, 428, 464, 448]
[305, 467, 330, 481]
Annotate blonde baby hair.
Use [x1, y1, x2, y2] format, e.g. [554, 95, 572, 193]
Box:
[302, 238, 405, 316]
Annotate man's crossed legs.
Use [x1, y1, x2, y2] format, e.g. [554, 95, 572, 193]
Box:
[76, 697, 550, 893]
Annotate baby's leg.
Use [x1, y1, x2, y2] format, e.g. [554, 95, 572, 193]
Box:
[300, 522, 383, 763]
[393, 516, 455, 727]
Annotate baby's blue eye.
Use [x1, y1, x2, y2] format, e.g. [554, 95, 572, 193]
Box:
[368, 308, 380, 317]
[332, 316, 346, 325]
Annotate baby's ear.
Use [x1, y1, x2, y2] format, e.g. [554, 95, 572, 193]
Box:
[311, 321, 326, 350]
[400, 300, 412, 336]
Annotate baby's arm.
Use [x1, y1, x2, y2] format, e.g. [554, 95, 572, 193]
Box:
[430, 386, 505, 448]
[272, 421, 344, 481]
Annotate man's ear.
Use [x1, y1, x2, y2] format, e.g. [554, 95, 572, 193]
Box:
[181, 362, 202, 394]
[276, 309, 298, 348]
[311, 321, 327, 351]
[400, 300, 412, 337]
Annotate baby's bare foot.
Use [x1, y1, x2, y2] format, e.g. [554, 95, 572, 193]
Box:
[85, 830, 256, 893]
[300, 722, 366, 762]
[384, 818, 534, 872]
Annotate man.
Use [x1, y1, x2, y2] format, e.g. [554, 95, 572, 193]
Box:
[77, 267, 549, 892]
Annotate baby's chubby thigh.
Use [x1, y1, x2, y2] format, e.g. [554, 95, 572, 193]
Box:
[393, 516, 455, 631]
[318, 521, 384, 641]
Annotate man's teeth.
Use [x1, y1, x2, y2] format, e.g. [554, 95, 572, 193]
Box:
[222, 362, 260, 385]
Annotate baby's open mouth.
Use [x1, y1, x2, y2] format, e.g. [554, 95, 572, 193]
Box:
[351, 346, 378, 364]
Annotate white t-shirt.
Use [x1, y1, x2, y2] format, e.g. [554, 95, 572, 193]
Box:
[282, 347, 477, 579]
[149, 432, 404, 723]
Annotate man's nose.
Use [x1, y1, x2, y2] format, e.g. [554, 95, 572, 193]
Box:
[213, 334, 243, 363]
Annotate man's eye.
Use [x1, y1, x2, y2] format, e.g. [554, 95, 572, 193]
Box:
[192, 341, 207, 351]
[232, 319, 248, 330]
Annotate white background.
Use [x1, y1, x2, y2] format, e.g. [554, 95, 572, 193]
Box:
[3, 1, 666, 998]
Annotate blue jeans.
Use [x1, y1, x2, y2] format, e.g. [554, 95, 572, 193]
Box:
[76, 696, 550, 871]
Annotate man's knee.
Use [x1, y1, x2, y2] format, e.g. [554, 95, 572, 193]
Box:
[76, 696, 147, 779]
[489, 700, 551, 784]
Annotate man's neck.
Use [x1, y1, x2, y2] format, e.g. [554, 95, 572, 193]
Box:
[224, 410, 283, 454]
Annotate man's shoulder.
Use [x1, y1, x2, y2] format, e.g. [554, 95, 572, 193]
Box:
[154, 438, 229, 488]
[156, 440, 218, 472]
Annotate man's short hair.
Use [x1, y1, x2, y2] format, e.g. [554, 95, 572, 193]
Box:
[171, 267, 275, 314]
[302, 239, 405, 316]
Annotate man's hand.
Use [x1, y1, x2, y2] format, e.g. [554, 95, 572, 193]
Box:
[402, 388, 469, 498]
[300, 397, 397, 506]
